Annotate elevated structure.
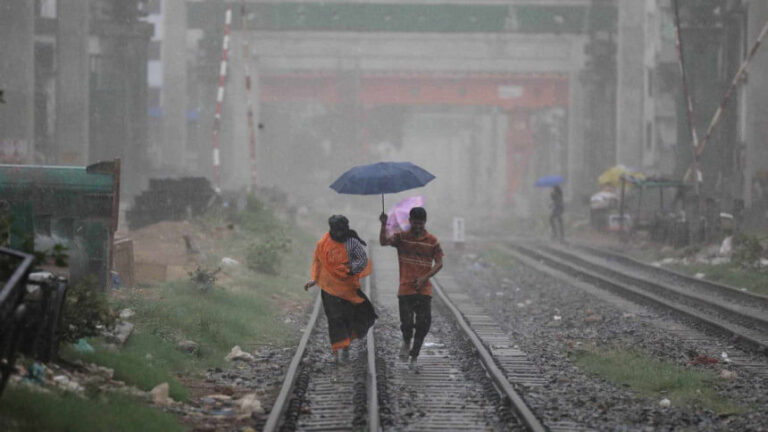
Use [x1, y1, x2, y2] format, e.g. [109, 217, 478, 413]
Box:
[184, 1, 616, 221]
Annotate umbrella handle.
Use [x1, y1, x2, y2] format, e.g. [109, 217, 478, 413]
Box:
[381, 193, 384, 214]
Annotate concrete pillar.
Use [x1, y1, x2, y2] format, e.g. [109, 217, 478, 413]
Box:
[161, 0, 188, 171]
[0, 0, 35, 163]
[567, 37, 587, 202]
[55, 0, 90, 165]
[744, 1, 768, 207]
[616, 0, 646, 169]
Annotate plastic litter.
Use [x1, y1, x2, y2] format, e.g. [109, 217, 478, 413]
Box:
[73, 338, 94, 353]
[659, 398, 671, 408]
[221, 257, 240, 266]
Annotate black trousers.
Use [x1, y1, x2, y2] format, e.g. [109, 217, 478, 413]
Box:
[550, 211, 564, 240]
[398, 294, 432, 358]
[321, 290, 376, 352]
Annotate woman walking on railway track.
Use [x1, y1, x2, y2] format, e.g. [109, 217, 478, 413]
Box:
[304, 215, 376, 364]
[379, 207, 444, 371]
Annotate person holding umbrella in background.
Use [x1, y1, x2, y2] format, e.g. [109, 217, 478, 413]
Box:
[535, 175, 565, 242]
[305, 215, 376, 364]
[550, 185, 565, 241]
[379, 207, 443, 372]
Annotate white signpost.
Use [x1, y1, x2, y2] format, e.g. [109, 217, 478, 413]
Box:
[452, 217, 466, 245]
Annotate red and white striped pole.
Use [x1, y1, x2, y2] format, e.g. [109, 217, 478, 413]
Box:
[211, 6, 233, 190]
[241, 1, 258, 188]
[697, 17, 768, 157]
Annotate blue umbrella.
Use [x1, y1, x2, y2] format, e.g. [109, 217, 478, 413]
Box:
[330, 161, 435, 212]
[535, 175, 565, 188]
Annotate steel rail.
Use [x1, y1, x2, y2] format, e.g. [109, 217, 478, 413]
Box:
[365, 267, 380, 432]
[573, 243, 768, 307]
[540, 245, 768, 331]
[262, 290, 322, 432]
[510, 244, 768, 354]
[432, 278, 547, 432]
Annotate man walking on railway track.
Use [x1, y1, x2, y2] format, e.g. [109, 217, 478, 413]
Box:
[379, 207, 444, 371]
[305, 215, 376, 364]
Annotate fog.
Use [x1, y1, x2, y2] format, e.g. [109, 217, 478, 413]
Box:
[3, 0, 768, 232]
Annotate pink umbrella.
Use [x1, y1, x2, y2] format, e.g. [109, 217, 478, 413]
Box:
[386, 196, 424, 236]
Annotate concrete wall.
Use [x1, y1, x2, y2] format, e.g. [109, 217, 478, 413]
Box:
[615, 0, 647, 170]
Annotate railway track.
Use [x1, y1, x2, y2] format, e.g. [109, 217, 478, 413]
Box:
[508, 242, 768, 356]
[262, 246, 578, 432]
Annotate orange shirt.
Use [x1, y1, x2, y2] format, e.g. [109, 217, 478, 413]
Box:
[388, 230, 443, 297]
[311, 233, 372, 304]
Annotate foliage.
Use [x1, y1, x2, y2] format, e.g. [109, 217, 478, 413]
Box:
[51, 243, 69, 267]
[731, 233, 764, 269]
[571, 345, 743, 415]
[0, 386, 184, 432]
[246, 231, 291, 275]
[188, 266, 220, 292]
[60, 277, 115, 343]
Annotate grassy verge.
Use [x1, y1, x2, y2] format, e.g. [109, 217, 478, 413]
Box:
[667, 263, 768, 296]
[58, 195, 315, 409]
[571, 345, 743, 415]
[0, 386, 185, 432]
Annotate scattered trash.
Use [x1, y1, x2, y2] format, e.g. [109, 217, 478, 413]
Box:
[104, 321, 134, 346]
[221, 257, 240, 267]
[177, 340, 201, 356]
[516, 302, 526, 308]
[238, 393, 265, 416]
[225, 345, 255, 362]
[694, 273, 706, 279]
[553, 315, 562, 321]
[26, 363, 48, 384]
[659, 398, 671, 408]
[150, 382, 172, 406]
[73, 338, 94, 353]
[584, 314, 602, 323]
[719, 370, 737, 380]
[423, 342, 444, 348]
[524, 299, 533, 306]
[720, 352, 731, 363]
[688, 355, 718, 366]
[119, 308, 135, 320]
[495, 291, 505, 297]
[718, 236, 733, 257]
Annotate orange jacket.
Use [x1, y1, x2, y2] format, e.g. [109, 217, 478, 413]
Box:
[311, 233, 372, 304]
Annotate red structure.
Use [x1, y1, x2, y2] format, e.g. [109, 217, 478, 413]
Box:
[259, 72, 568, 202]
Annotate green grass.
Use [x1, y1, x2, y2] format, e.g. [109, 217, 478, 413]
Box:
[62, 196, 315, 403]
[0, 385, 186, 432]
[480, 245, 513, 269]
[572, 346, 743, 415]
[668, 263, 768, 296]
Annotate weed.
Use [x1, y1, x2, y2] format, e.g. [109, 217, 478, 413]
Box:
[732, 233, 764, 269]
[571, 345, 743, 415]
[188, 266, 220, 292]
[0, 385, 184, 432]
[61, 276, 115, 343]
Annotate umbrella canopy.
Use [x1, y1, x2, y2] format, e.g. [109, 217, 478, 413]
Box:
[385, 195, 424, 236]
[330, 162, 435, 212]
[535, 175, 564, 187]
[598, 165, 645, 188]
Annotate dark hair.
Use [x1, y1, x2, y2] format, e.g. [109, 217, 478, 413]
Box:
[409, 207, 427, 221]
[328, 214, 366, 246]
[328, 214, 349, 230]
